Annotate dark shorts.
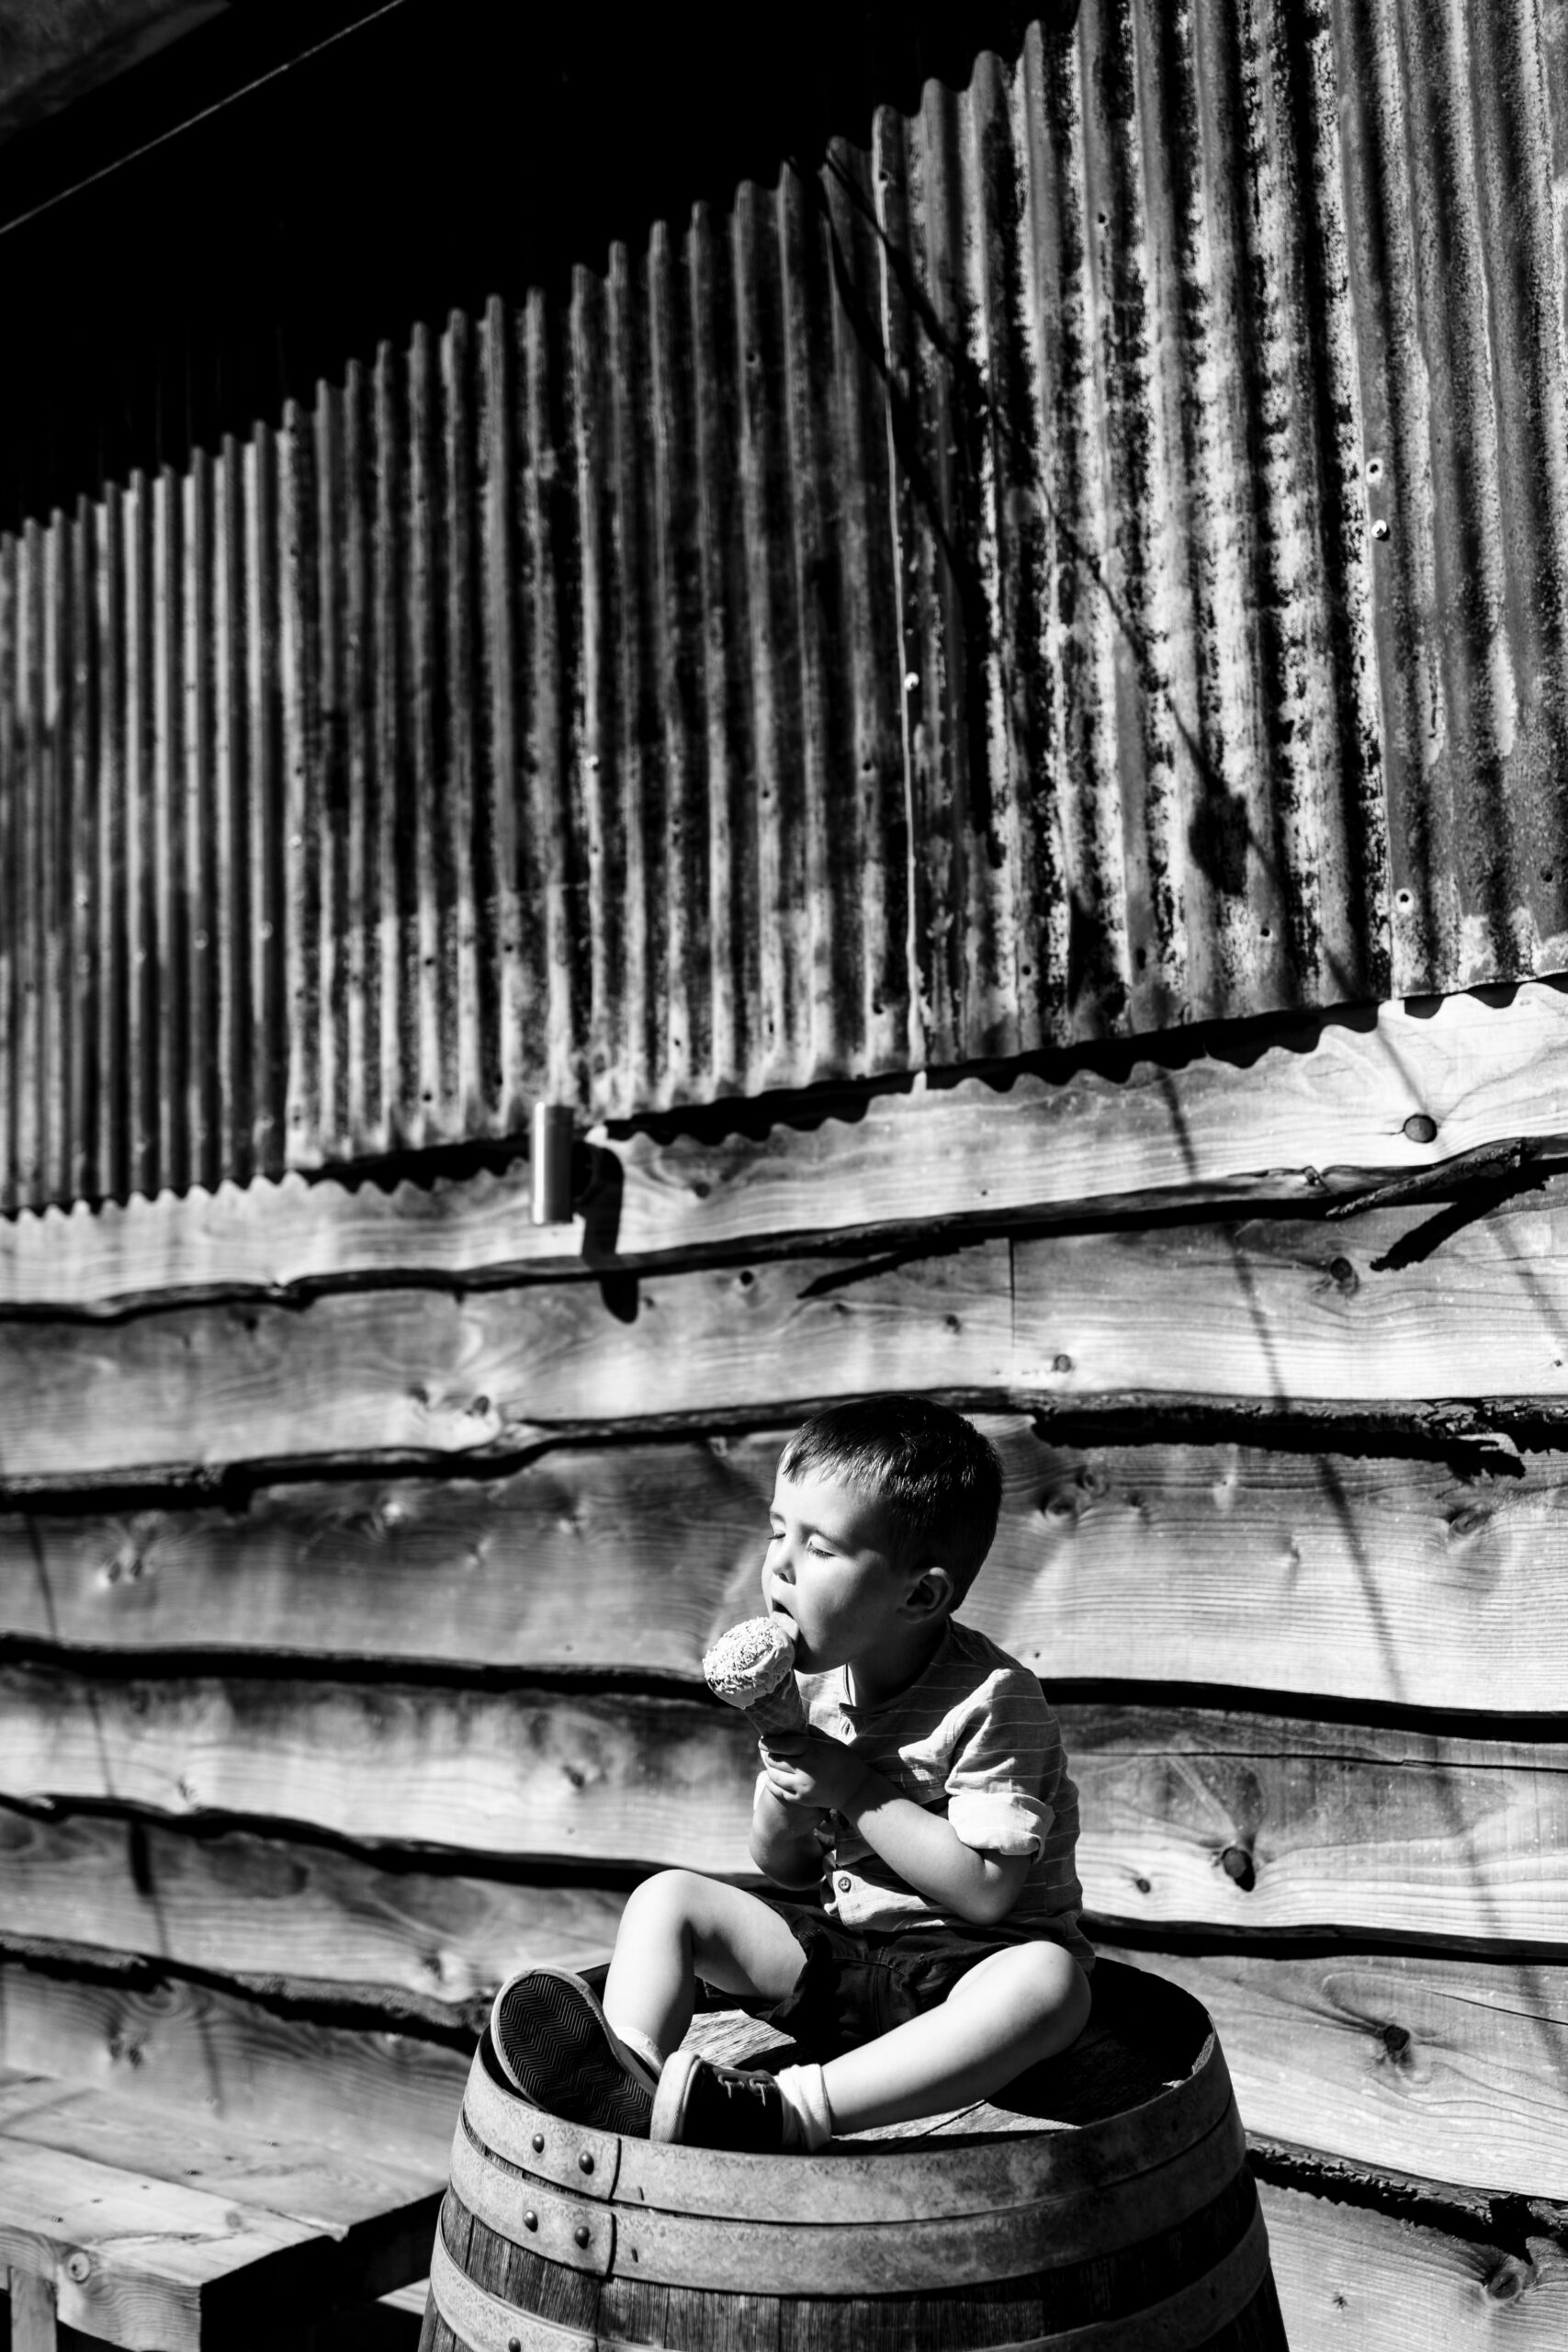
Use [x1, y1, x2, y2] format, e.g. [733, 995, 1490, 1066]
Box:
[757, 1900, 1035, 2060]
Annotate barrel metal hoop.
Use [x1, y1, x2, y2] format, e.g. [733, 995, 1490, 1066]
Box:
[466, 2025, 1237, 2230]
[430, 2231, 604, 2352]
[468, 2038, 624, 2199]
[454, 2096, 1247, 2292]
[454, 2117, 617, 2277]
[982, 2202, 1272, 2352]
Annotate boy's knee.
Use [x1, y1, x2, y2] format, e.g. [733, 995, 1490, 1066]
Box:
[972, 1940, 1091, 2034]
[621, 1869, 707, 1930]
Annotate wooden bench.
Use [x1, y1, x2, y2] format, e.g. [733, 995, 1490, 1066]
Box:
[0, 2064, 443, 2350]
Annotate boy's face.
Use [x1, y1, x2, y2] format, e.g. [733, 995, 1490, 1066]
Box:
[761, 1466, 916, 1675]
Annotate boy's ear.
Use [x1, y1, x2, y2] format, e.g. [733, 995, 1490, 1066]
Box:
[904, 1563, 955, 1620]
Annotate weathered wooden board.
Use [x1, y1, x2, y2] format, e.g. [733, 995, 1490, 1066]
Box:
[1007, 1193, 1568, 1405]
[1258, 2179, 1568, 2351]
[5, 2267, 61, 2352]
[1114, 1947, 1568, 2200]
[1070, 1709, 1568, 1950]
[0, 1667, 759, 1870]
[0, 1965, 468, 2164]
[5, 1674, 1563, 1949]
[7, 981, 1568, 1311]
[14, 1193, 1568, 1480]
[0, 1436, 782, 1673]
[5, 1424, 1566, 1714]
[0, 1809, 624, 2017]
[0, 2138, 324, 2352]
[0, 2072, 437, 2228]
[0, 1242, 1022, 1480]
[0, 2132, 438, 2352]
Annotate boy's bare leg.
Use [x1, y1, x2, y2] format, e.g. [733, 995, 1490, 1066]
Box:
[821, 1940, 1091, 2134]
[602, 1870, 806, 2061]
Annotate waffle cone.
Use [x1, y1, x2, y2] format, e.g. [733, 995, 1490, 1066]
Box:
[739, 1674, 807, 1738]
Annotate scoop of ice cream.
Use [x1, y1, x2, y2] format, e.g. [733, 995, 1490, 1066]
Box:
[703, 1613, 797, 1705]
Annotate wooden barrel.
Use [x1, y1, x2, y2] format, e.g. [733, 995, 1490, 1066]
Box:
[420, 1960, 1287, 2351]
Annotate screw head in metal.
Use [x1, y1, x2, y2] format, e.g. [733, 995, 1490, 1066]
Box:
[531, 2131, 545, 2153]
[573, 2223, 592, 2248]
[1371, 517, 1390, 539]
[579, 2150, 594, 2173]
[523, 2209, 538, 2232]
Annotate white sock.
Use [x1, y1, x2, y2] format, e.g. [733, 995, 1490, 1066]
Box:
[773, 2062, 833, 2151]
[613, 2025, 664, 2089]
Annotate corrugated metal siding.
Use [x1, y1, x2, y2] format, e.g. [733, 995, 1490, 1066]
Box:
[2, 0, 1565, 1206]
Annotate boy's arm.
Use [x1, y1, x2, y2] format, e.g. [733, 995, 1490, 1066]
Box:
[749, 1775, 829, 1890]
[841, 1772, 1031, 1924]
[762, 1736, 1030, 1924]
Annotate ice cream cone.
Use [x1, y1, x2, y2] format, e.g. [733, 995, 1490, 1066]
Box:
[737, 1674, 807, 1739]
[703, 1614, 805, 1739]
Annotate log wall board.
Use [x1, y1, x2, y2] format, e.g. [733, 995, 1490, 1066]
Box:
[0, 1809, 624, 2020]
[4, 1674, 1564, 1952]
[2, 1427, 1565, 1712]
[0, 1963, 469, 2163]
[1113, 1947, 1568, 2201]
[4, 978, 1568, 1314]
[1258, 2181, 1568, 2351]
[18, 1193, 1568, 1480]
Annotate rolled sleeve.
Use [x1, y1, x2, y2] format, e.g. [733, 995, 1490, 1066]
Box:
[946, 1785, 1051, 1859]
[942, 1666, 1062, 1860]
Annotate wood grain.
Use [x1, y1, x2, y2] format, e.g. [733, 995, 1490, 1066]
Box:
[0, 1964, 468, 2165]
[0, 2133, 438, 2352]
[1069, 1708, 1568, 1951]
[0, 1810, 624, 2017]
[0, 1239, 1020, 1481]
[7, 980, 1568, 1312]
[4, 1674, 1563, 1949]
[0, 2138, 322, 2352]
[1258, 2179, 1568, 2352]
[5, 2267, 59, 2352]
[0, 2072, 437, 2226]
[14, 1186, 1568, 1481]
[1112, 1947, 1568, 2200]
[0, 1666, 758, 1871]
[4, 1422, 1566, 1713]
[1007, 1189, 1568, 1405]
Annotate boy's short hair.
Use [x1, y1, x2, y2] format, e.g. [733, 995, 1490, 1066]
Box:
[779, 1395, 1003, 1599]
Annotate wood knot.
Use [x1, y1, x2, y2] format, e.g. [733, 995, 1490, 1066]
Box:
[1484, 2256, 1530, 2302]
[1403, 1113, 1438, 1145]
[1220, 1846, 1256, 1892]
[1327, 1255, 1358, 1293]
[66, 2250, 93, 2283]
[1381, 2022, 1411, 2062]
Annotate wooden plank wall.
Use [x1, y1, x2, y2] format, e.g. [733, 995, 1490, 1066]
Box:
[3, 980, 1568, 2348]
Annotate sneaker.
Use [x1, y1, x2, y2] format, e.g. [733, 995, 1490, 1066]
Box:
[488, 1968, 656, 2135]
[650, 2047, 791, 2151]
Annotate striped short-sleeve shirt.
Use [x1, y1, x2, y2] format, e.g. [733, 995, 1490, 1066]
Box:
[795, 1618, 1094, 1969]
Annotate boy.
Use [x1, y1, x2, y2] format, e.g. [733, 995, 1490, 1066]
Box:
[490, 1395, 1093, 2152]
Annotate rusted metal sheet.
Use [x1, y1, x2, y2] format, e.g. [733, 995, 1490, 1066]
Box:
[1, 0, 1564, 1207]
